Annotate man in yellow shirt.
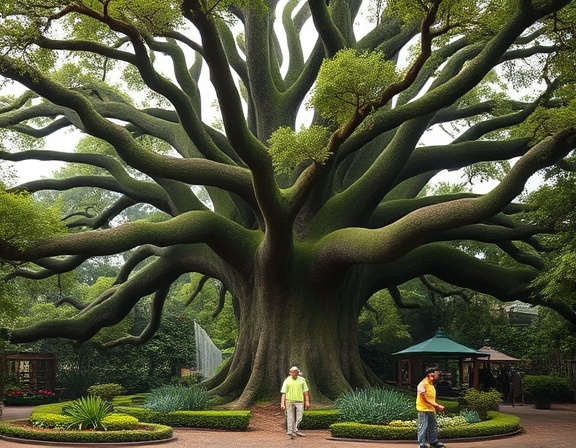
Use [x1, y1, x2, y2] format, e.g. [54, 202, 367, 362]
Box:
[280, 366, 310, 438]
[416, 369, 446, 448]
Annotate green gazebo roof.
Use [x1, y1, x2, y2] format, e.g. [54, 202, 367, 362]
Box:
[393, 329, 488, 357]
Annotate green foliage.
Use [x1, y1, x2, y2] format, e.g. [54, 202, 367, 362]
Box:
[523, 100, 576, 143]
[144, 385, 209, 412]
[88, 383, 126, 402]
[63, 395, 114, 430]
[358, 291, 413, 380]
[30, 412, 72, 429]
[115, 405, 251, 430]
[459, 388, 501, 420]
[460, 409, 481, 424]
[59, 367, 98, 399]
[0, 189, 65, 251]
[523, 375, 571, 400]
[330, 411, 519, 440]
[359, 291, 412, 348]
[437, 415, 467, 428]
[299, 409, 343, 429]
[334, 388, 416, 425]
[101, 413, 139, 430]
[267, 125, 331, 174]
[175, 275, 237, 350]
[310, 48, 400, 125]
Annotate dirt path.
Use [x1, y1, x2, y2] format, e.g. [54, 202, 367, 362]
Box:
[1, 402, 575, 447]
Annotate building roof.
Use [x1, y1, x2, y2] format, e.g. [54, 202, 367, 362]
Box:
[393, 329, 489, 358]
[469, 346, 521, 363]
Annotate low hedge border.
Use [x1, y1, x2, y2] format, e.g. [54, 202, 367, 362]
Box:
[330, 411, 520, 440]
[300, 409, 343, 429]
[115, 406, 251, 430]
[0, 420, 173, 444]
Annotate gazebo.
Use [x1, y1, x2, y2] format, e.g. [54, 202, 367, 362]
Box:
[392, 329, 489, 395]
[463, 346, 523, 402]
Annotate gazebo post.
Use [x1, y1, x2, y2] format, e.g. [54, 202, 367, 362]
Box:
[472, 355, 480, 389]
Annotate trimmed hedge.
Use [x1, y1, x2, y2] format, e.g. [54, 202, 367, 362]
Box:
[330, 411, 520, 440]
[0, 421, 172, 444]
[300, 409, 343, 429]
[115, 406, 251, 430]
[0, 401, 172, 444]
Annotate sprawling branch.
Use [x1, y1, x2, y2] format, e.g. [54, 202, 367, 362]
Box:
[315, 128, 576, 274]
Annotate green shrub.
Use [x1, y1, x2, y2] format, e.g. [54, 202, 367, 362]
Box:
[87, 383, 125, 402]
[335, 388, 416, 425]
[101, 413, 139, 430]
[115, 406, 251, 430]
[29, 412, 72, 429]
[459, 388, 501, 420]
[300, 409, 343, 429]
[63, 395, 113, 430]
[144, 385, 209, 412]
[523, 375, 571, 401]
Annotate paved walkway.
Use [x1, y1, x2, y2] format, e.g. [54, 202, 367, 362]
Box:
[1, 402, 575, 447]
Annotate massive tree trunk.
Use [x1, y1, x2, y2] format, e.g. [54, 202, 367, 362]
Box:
[206, 266, 372, 407]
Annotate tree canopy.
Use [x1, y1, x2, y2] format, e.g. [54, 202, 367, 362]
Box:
[1, 0, 576, 406]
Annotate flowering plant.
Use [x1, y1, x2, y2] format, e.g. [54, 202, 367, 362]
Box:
[5, 385, 56, 401]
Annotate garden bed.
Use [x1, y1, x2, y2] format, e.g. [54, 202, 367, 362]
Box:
[0, 419, 174, 444]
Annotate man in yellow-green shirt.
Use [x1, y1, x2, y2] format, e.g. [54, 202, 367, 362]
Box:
[416, 369, 446, 448]
[280, 366, 310, 438]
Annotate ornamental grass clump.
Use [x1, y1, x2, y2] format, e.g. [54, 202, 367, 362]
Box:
[144, 385, 209, 412]
[63, 395, 113, 430]
[335, 388, 416, 425]
[460, 409, 481, 423]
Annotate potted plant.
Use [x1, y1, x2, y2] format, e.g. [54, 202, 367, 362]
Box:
[523, 375, 570, 409]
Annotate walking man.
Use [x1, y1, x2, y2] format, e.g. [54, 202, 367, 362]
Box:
[280, 366, 310, 438]
[416, 369, 446, 448]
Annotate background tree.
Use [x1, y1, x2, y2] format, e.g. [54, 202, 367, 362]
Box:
[1, 0, 576, 406]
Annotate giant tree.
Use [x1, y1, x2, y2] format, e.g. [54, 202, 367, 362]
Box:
[1, 0, 576, 406]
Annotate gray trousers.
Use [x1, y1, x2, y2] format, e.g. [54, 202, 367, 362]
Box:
[417, 411, 438, 445]
[286, 401, 304, 434]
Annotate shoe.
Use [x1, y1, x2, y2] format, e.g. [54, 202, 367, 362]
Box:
[430, 442, 445, 448]
[295, 431, 306, 437]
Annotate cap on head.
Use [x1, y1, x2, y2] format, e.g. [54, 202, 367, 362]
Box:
[289, 366, 299, 372]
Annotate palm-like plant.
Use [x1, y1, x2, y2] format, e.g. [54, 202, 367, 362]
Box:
[63, 395, 113, 430]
